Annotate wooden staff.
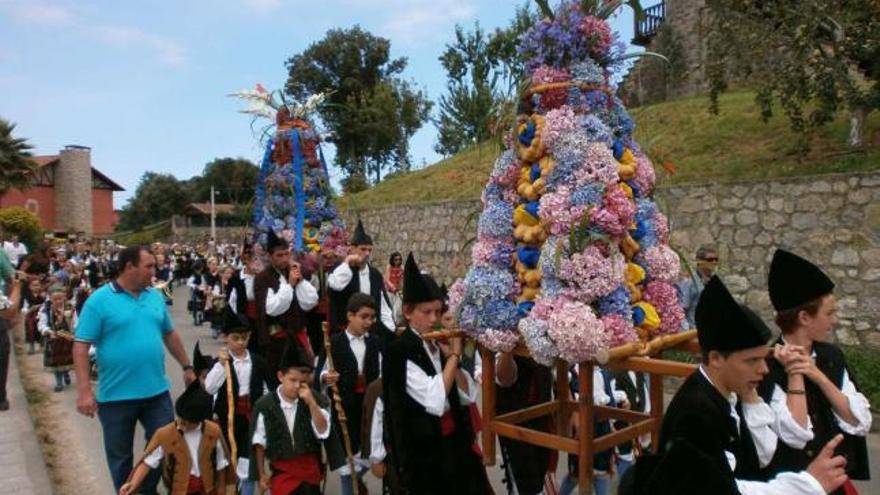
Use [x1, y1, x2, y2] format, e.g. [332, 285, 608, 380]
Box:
[422, 328, 467, 341]
[321, 322, 359, 495]
[223, 355, 238, 495]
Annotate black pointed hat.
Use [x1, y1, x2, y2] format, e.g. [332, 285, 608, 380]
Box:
[278, 336, 313, 371]
[220, 307, 251, 335]
[350, 219, 373, 246]
[265, 229, 288, 253]
[768, 249, 835, 312]
[175, 381, 214, 423]
[192, 341, 213, 374]
[402, 252, 443, 304]
[696, 276, 771, 352]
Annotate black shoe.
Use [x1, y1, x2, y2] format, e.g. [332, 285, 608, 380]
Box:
[63, 373, 71, 385]
[53, 384, 63, 393]
[0, 400, 9, 411]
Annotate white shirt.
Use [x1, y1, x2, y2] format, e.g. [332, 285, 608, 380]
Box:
[229, 273, 257, 315]
[405, 328, 477, 417]
[38, 306, 77, 336]
[252, 387, 331, 447]
[369, 397, 386, 464]
[264, 271, 319, 316]
[204, 351, 253, 397]
[776, 340, 873, 436]
[143, 426, 229, 476]
[327, 263, 395, 330]
[317, 330, 383, 392]
[3, 241, 27, 266]
[696, 367, 825, 495]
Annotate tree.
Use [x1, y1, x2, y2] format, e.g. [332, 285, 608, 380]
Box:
[116, 172, 190, 231]
[0, 206, 42, 247]
[189, 157, 259, 205]
[0, 118, 36, 194]
[434, 7, 538, 156]
[705, 0, 880, 147]
[285, 26, 432, 191]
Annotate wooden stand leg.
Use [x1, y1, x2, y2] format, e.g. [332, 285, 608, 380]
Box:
[481, 346, 497, 465]
[649, 371, 664, 452]
[578, 362, 594, 495]
[556, 360, 569, 436]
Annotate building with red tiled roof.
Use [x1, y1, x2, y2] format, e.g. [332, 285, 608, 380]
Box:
[0, 145, 124, 236]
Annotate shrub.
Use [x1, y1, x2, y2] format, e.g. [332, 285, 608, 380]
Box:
[0, 206, 42, 247]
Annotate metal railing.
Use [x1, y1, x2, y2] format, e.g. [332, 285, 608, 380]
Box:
[633, 1, 666, 46]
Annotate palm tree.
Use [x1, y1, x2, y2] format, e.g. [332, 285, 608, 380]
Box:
[0, 118, 36, 194]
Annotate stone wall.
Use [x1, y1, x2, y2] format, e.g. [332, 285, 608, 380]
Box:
[341, 171, 880, 349]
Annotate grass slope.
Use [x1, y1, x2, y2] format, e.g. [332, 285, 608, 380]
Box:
[338, 91, 880, 209]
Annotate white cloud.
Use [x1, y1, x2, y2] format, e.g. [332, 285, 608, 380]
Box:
[1, 0, 73, 26]
[92, 25, 188, 66]
[379, 0, 477, 44]
[1, 1, 187, 67]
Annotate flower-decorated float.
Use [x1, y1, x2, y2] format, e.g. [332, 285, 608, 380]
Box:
[229, 85, 347, 252]
[443, 3, 700, 492]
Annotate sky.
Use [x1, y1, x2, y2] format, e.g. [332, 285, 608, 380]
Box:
[0, 0, 637, 207]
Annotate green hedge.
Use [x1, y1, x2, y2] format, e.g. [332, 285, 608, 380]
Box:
[842, 346, 880, 412]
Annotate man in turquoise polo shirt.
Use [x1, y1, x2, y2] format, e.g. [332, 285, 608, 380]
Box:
[73, 245, 196, 494]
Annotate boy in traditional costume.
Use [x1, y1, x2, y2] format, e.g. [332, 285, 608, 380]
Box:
[327, 220, 395, 341]
[317, 292, 382, 494]
[250, 339, 342, 495]
[382, 253, 490, 494]
[38, 284, 75, 392]
[254, 230, 319, 375]
[626, 276, 849, 495]
[119, 381, 231, 495]
[758, 249, 871, 494]
[204, 309, 273, 495]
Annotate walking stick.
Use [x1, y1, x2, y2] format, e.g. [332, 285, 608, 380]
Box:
[322, 322, 360, 495]
[224, 355, 238, 495]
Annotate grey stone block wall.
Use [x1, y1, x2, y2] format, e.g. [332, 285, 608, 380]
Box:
[55, 147, 94, 236]
[341, 171, 880, 349]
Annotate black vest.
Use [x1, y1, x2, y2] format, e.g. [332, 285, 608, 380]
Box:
[323, 331, 382, 454]
[654, 371, 763, 489]
[382, 329, 488, 494]
[757, 339, 870, 485]
[328, 264, 392, 341]
[212, 352, 272, 459]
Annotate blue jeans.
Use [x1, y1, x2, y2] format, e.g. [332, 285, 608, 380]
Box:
[340, 467, 368, 495]
[617, 457, 634, 479]
[559, 472, 611, 495]
[239, 478, 256, 495]
[97, 391, 174, 493]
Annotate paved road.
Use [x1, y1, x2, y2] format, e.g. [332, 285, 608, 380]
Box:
[0, 340, 53, 495]
[60, 286, 880, 494]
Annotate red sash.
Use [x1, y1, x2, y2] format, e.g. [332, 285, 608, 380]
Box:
[186, 475, 204, 495]
[843, 480, 859, 495]
[234, 395, 251, 417]
[271, 329, 314, 362]
[270, 454, 322, 494]
[440, 410, 457, 437]
[245, 300, 257, 320]
[355, 374, 367, 394]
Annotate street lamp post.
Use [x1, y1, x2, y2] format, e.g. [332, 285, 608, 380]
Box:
[210, 185, 216, 241]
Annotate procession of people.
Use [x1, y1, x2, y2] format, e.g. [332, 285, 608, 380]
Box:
[0, 219, 869, 495]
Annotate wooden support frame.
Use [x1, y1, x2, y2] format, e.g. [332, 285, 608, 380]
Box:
[480, 339, 700, 495]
